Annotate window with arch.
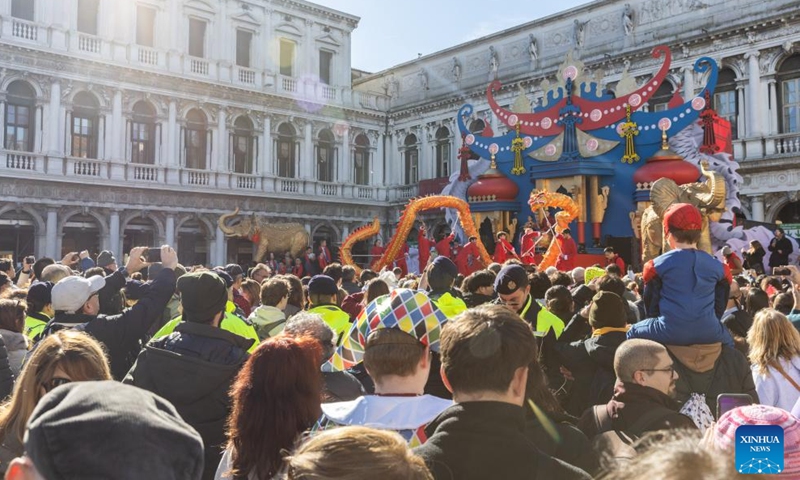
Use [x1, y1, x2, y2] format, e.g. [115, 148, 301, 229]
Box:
[232, 116, 255, 174]
[131, 101, 156, 164]
[435, 126, 451, 178]
[316, 129, 336, 182]
[649, 82, 674, 112]
[778, 55, 800, 134]
[404, 134, 419, 185]
[468, 118, 485, 134]
[5, 81, 36, 152]
[11, 0, 34, 21]
[353, 134, 370, 185]
[714, 68, 738, 140]
[71, 92, 99, 159]
[185, 109, 207, 169]
[276, 123, 297, 178]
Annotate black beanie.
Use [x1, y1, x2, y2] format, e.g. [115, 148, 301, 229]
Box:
[177, 271, 228, 323]
[588, 291, 627, 329]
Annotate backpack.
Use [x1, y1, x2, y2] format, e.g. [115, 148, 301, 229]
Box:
[590, 404, 674, 468]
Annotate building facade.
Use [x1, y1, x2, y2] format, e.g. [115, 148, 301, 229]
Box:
[1, 0, 799, 265]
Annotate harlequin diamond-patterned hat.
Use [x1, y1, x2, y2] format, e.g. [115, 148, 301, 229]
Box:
[323, 288, 448, 372]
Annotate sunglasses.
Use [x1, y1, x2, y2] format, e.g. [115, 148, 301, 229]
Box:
[43, 377, 71, 392]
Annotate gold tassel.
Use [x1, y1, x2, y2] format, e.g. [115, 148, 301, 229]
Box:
[620, 105, 640, 164]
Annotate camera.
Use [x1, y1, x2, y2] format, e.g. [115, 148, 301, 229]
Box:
[145, 248, 162, 263]
[24, 256, 35, 265]
[773, 267, 792, 276]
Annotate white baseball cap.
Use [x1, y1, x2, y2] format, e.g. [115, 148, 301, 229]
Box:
[52, 275, 106, 313]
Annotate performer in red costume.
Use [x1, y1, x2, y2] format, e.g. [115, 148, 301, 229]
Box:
[520, 224, 541, 265]
[394, 242, 409, 277]
[554, 228, 578, 272]
[492, 231, 519, 264]
[418, 225, 434, 270]
[318, 239, 333, 271]
[456, 236, 485, 276]
[370, 238, 385, 268]
[435, 232, 455, 259]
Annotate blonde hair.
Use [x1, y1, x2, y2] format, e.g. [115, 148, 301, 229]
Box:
[286, 426, 433, 480]
[747, 308, 800, 375]
[0, 330, 111, 448]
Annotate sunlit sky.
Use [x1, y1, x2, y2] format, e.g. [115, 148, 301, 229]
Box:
[310, 0, 593, 73]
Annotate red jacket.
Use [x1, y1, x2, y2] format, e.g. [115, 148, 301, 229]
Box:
[606, 254, 625, 272]
[370, 245, 385, 268]
[394, 243, 409, 277]
[457, 242, 484, 276]
[555, 234, 578, 271]
[435, 233, 455, 259]
[493, 238, 518, 264]
[418, 231, 433, 270]
[520, 231, 541, 265]
[292, 264, 304, 277]
[318, 246, 332, 270]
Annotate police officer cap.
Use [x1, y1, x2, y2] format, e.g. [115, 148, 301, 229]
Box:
[494, 264, 529, 295]
[308, 275, 338, 295]
[431, 256, 458, 278]
[212, 268, 234, 289]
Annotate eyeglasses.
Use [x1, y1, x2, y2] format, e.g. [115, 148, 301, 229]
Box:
[43, 377, 71, 392]
[640, 364, 675, 375]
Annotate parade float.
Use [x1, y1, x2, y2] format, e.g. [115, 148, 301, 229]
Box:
[340, 45, 795, 271]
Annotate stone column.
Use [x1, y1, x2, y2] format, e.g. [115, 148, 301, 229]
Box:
[46, 209, 58, 259]
[420, 127, 430, 181]
[215, 226, 227, 266]
[166, 101, 177, 166]
[112, 90, 123, 160]
[374, 132, 384, 187]
[216, 108, 227, 172]
[767, 78, 778, 135]
[751, 195, 765, 222]
[109, 211, 120, 256]
[165, 215, 175, 247]
[48, 80, 62, 155]
[339, 127, 349, 183]
[260, 115, 272, 175]
[746, 51, 762, 138]
[736, 84, 746, 139]
[303, 121, 313, 180]
[0, 101, 5, 147]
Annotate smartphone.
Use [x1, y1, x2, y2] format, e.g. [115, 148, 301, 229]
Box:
[716, 393, 753, 419]
[773, 267, 792, 276]
[24, 256, 35, 265]
[145, 248, 162, 263]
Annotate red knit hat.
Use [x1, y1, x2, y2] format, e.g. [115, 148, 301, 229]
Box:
[663, 203, 703, 232]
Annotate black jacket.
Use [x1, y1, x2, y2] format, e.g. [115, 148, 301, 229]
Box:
[768, 236, 794, 267]
[413, 402, 591, 480]
[553, 331, 626, 417]
[45, 268, 176, 380]
[524, 410, 599, 475]
[462, 292, 495, 308]
[577, 382, 696, 439]
[322, 370, 365, 402]
[124, 321, 253, 480]
[742, 247, 766, 274]
[341, 281, 361, 296]
[668, 344, 758, 414]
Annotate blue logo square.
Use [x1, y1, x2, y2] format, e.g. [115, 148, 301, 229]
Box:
[736, 425, 784, 474]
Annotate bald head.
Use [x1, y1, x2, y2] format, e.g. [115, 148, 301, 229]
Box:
[614, 339, 667, 384]
[41, 264, 73, 283]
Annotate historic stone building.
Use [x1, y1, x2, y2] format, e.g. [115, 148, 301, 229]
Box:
[1, 0, 799, 265]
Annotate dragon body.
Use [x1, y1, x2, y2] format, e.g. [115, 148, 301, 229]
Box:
[339, 195, 490, 274]
[528, 190, 581, 270]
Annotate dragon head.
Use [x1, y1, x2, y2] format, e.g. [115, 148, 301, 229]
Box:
[528, 190, 548, 210]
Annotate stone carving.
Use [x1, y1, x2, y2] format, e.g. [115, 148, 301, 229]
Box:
[528, 34, 538, 63]
[418, 69, 428, 90]
[573, 19, 587, 47]
[639, 0, 708, 24]
[451, 57, 461, 82]
[489, 46, 499, 79]
[623, 4, 634, 35]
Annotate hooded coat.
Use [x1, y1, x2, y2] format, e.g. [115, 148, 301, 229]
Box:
[124, 321, 253, 480]
[668, 343, 758, 414]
